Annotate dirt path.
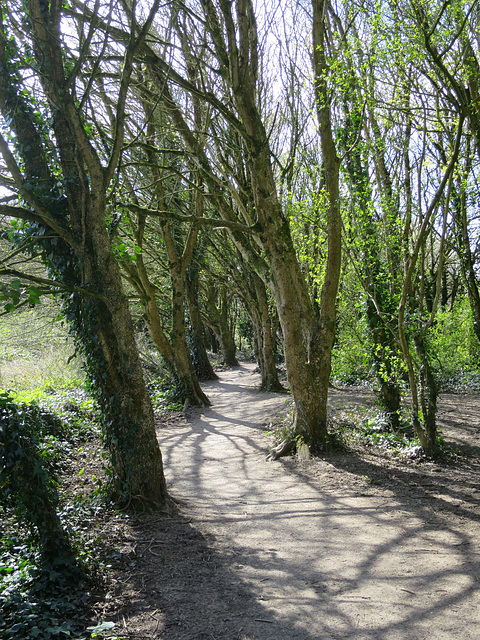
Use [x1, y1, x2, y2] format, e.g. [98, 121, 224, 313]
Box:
[106, 363, 480, 639]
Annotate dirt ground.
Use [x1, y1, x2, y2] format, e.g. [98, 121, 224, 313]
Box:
[89, 363, 480, 639]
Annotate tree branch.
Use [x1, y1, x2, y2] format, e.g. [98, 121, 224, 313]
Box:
[122, 202, 256, 234]
[0, 267, 108, 301]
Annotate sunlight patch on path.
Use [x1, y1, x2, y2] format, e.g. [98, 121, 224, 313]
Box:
[157, 364, 480, 640]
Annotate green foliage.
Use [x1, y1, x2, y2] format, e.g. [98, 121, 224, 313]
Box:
[428, 298, 480, 389]
[10, 384, 101, 444]
[332, 405, 452, 460]
[288, 180, 329, 295]
[331, 334, 371, 385]
[331, 284, 480, 393]
[146, 376, 184, 412]
[333, 405, 414, 452]
[0, 535, 87, 640]
[237, 313, 254, 348]
[0, 391, 88, 638]
[331, 284, 372, 385]
[0, 392, 78, 559]
[371, 342, 407, 388]
[0, 280, 42, 313]
[0, 324, 106, 637]
[0, 367, 111, 640]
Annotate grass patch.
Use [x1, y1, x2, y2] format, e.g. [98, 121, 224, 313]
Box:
[0, 304, 83, 394]
[0, 345, 82, 396]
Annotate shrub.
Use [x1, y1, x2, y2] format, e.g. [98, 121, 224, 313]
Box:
[428, 298, 480, 389]
[0, 392, 81, 579]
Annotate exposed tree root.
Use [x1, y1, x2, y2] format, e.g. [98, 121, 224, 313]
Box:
[267, 435, 295, 461]
[259, 383, 288, 394]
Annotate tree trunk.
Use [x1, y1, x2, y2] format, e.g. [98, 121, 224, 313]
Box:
[123, 240, 210, 408]
[0, 0, 172, 511]
[413, 333, 438, 455]
[366, 298, 402, 432]
[78, 208, 170, 509]
[169, 254, 211, 406]
[204, 283, 239, 366]
[252, 274, 284, 392]
[186, 268, 218, 381]
[143, 0, 340, 452]
[212, 0, 341, 449]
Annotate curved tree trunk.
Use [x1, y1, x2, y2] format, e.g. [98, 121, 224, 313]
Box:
[0, 0, 171, 511]
[139, 115, 211, 407]
[201, 0, 340, 450]
[123, 250, 210, 407]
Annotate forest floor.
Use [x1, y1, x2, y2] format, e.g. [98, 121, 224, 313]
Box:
[86, 362, 480, 639]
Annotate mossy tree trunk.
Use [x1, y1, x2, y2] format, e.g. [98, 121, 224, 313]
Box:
[0, 1, 170, 510]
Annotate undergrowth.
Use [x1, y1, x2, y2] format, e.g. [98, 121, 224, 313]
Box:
[330, 405, 455, 461]
[0, 323, 181, 639]
[0, 382, 114, 639]
[266, 403, 453, 462]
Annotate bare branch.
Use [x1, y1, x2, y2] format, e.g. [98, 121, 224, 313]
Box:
[122, 202, 256, 234]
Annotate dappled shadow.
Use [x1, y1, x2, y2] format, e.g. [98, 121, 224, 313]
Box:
[110, 509, 317, 639]
[322, 391, 480, 527]
[151, 364, 480, 639]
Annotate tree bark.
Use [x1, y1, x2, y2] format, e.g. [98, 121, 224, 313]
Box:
[251, 273, 284, 392]
[120, 0, 341, 451]
[167, 232, 212, 405]
[204, 282, 239, 366]
[186, 268, 218, 381]
[197, 0, 341, 450]
[0, 0, 171, 510]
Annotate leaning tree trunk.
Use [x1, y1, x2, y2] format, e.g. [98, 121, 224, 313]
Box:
[143, 0, 340, 452]
[141, 114, 211, 407]
[266, 0, 342, 452]
[11, 0, 172, 511]
[122, 233, 210, 408]
[75, 205, 170, 509]
[266, 235, 339, 452]
[209, 0, 340, 450]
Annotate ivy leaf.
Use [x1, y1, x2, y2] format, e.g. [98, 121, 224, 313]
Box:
[28, 287, 42, 305]
[86, 621, 116, 636]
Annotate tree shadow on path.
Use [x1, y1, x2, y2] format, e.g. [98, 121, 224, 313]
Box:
[112, 365, 480, 640]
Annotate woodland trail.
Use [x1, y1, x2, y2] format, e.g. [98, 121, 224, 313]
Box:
[146, 363, 480, 639]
